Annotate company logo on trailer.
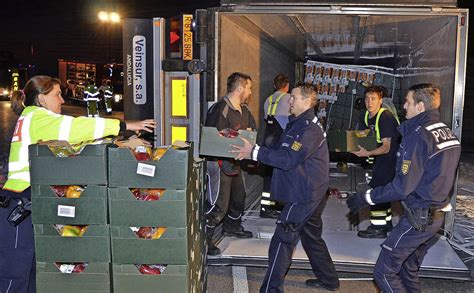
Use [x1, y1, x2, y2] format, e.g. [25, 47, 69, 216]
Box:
[133, 35, 146, 105]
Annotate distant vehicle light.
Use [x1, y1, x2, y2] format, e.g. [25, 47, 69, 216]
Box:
[114, 94, 122, 102]
[2, 90, 9, 96]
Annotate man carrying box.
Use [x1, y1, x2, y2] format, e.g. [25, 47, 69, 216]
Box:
[204, 72, 256, 256]
[231, 84, 339, 292]
[352, 85, 400, 238]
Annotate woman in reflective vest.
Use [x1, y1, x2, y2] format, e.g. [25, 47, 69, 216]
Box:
[0, 76, 155, 293]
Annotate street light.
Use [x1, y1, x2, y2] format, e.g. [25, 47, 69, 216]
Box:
[98, 11, 120, 23]
[98, 11, 121, 64]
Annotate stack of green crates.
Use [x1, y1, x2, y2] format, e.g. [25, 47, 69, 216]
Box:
[107, 145, 206, 293]
[29, 144, 111, 293]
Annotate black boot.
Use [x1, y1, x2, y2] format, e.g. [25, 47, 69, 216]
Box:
[357, 224, 391, 239]
[206, 227, 221, 256]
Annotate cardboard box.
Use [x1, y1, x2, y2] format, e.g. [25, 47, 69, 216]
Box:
[112, 264, 204, 293]
[327, 130, 378, 152]
[31, 185, 107, 225]
[199, 127, 256, 158]
[29, 143, 108, 185]
[34, 224, 110, 262]
[36, 262, 110, 293]
[108, 146, 192, 189]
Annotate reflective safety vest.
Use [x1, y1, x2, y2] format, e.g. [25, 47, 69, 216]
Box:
[364, 108, 400, 143]
[266, 93, 286, 116]
[3, 106, 120, 192]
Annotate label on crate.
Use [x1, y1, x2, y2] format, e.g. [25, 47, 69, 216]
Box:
[136, 163, 156, 177]
[58, 264, 75, 274]
[57, 205, 76, 218]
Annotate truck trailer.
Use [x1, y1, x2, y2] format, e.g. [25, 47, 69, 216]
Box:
[122, 0, 470, 281]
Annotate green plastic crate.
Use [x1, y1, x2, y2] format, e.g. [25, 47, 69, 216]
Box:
[112, 264, 204, 293]
[108, 146, 193, 189]
[110, 226, 191, 264]
[29, 143, 108, 185]
[107, 188, 194, 227]
[34, 224, 110, 262]
[36, 262, 110, 293]
[199, 127, 256, 158]
[31, 185, 107, 225]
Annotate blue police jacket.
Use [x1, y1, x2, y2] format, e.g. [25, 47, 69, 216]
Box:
[366, 109, 461, 209]
[253, 108, 329, 203]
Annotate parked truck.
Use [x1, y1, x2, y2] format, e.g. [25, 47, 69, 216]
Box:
[122, 0, 470, 280]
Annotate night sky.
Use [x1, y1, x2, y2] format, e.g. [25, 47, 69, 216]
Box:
[0, 0, 219, 76]
[0, 1, 472, 76]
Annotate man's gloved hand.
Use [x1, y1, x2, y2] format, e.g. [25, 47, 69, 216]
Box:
[346, 191, 369, 213]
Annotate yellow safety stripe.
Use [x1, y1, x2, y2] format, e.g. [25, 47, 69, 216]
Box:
[370, 210, 388, 217]
[365, 108, 386, 143]
[267, 93, 286, 116]
[261, 199, 276, 206]
[262, 192, 271, 198]
[371, 219, 389, 225]
[365, 107, 400, 143]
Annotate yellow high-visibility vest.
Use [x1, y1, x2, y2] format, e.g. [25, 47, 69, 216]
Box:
[3, 106, 120, 192]
[267, 93, 286, 116]
[364, 108, 400, 143]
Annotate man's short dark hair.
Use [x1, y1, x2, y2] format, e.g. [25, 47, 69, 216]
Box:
[364, 85, 387, 99]
[227, 72, 252, 93]
[408, 83, 441, 110]
[274, 74, 289, 91]
[295, 83, 318, 108]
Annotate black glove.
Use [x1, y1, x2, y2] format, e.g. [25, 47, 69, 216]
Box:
[346, 191, 369, 213]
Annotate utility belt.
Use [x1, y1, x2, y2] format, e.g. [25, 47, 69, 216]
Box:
[401, 201, 445, 232]
[0, 196, 32, 227]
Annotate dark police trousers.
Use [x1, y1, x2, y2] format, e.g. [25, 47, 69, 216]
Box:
[260, 196, 339, 292]
[0, 189, 35, 293]
[374, 214, 444, 293]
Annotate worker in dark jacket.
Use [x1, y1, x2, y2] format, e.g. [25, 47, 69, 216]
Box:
[232, 84, 339, 292]
[347, 84, 461, 292]
[205, 72, 256, 256]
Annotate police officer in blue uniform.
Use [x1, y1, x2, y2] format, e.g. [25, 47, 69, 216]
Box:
[347, 84, 461, 292]
[232, 84, 339, 292]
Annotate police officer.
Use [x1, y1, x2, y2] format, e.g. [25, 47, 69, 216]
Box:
[352, 85, 400, 238]
[204, 72, 256, 256]
[347, 84, 461, 292]
[260, 74, 291, 218]
[0, 76, 155, 293]
[232, 84, 339, 292]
